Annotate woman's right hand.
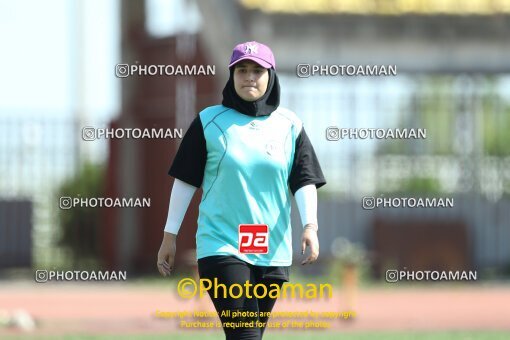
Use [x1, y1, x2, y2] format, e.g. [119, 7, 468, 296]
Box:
[157, 232, 177, 276]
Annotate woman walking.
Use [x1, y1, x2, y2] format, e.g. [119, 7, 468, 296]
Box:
[157, 41, 326, 339]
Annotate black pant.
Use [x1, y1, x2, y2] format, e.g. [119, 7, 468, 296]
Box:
[197, 256, 288, 340]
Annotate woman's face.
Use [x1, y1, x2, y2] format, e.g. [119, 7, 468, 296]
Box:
[233, 61, 269, 102]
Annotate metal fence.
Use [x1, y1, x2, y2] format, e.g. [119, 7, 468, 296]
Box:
[1, 75, 510, 274]
[0, 114, 107, 270]
[281, 74, 510, 275]
[281, 74, 510, 198]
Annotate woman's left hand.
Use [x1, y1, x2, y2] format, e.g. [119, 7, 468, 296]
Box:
[301, 223, 319, 265]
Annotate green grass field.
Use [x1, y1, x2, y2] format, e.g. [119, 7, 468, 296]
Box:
[3, 331, 510, 340]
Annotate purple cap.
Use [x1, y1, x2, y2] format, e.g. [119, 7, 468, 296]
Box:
[228, 41, 276, 69]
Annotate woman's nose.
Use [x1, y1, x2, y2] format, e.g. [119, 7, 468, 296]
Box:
[247, 72, 256, 81]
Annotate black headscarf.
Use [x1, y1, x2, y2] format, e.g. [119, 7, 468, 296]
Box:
[222, 67, 280, 117]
